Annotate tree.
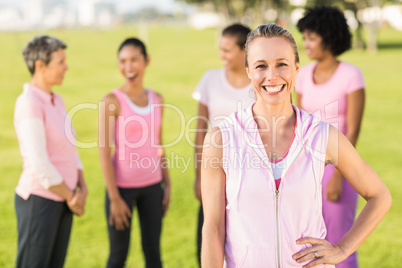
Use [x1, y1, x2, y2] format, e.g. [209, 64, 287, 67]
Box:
[182, 0, 392, 51]
[182, 0, 289, 23]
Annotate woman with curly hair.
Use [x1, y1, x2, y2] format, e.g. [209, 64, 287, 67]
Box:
[296, 6, 365, 268]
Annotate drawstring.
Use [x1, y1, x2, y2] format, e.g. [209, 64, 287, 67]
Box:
[300, 131, 321, 214]
[225, 106, 322, 213]
[226, 164, 242, 210]
[295, 115, 321, 214]
[225, 127, 245, 210]
[309, 147, 321, 214]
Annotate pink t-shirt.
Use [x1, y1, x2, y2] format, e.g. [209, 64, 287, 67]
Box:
[192, 68, 255, 128]
[14, 83, 79, 201]
[112, 89, 163, 188]
[295, 61, 365, 134]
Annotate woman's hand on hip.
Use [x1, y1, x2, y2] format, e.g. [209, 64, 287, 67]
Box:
[292, 237, 346, 268]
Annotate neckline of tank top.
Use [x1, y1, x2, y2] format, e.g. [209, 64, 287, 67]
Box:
[120, 89, 152, 115]
[220, 68, 252, 92]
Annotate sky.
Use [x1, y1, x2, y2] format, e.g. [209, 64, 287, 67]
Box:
[0, 0, 181, 14]
[116, 0, 178, 13]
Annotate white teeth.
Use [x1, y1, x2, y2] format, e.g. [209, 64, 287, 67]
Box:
[126, 73, 135, 78]
[263, 85, 283, 93]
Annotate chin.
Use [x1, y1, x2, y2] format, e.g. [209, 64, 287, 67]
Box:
[54, 80, 64, 86]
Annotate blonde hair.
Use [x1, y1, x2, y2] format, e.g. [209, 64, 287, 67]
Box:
[245, 24, 299, 67]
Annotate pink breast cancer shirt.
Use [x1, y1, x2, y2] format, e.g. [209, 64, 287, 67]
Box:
[295, 61, 365, 134]
[192, 68, 255, 128]
[112, 89, 163, 188]
[14, 83, 81, 202]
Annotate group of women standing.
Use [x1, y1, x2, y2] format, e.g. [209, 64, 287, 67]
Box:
[13, 5, 391, 268]
[197, 6, 389, 268]
[14, 34, 169, 268]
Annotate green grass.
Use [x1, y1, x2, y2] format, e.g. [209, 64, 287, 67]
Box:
[1, 25, 401, 267]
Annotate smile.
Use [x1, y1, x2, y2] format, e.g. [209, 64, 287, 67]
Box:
[262, 85, 284, 93]
[126, 73, 137, 79]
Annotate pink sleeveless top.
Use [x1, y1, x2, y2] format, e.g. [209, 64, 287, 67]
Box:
[112, 89, 162, 188]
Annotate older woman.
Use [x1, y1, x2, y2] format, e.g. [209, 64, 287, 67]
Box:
[14, 35, 87, 268]
[201, 24, 391, 268]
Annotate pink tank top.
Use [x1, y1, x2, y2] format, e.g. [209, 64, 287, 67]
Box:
[112, 89, 162, 188]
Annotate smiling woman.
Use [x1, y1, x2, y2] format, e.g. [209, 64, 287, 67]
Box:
[200, 24, 392, 268]
[246, 36, 299, 105]
[98, 37, 171, 268]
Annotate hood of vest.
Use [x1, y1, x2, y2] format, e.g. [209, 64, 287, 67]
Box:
[222, 104, 324, 212]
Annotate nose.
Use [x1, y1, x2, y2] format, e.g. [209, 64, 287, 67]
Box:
[303, 40, 308, 50]
[266, 66, 278, 80]
[124, 63, 133, 72]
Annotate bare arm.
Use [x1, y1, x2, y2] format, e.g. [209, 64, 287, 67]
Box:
[326, 88, 365, 201]
[345, 89, 365, 146]
[327, 125, 391, 258]
[201, 127, 226, 267]
[99, 93, 131, 230]
[293, 125, 392, 267]
[156, 93, 171, 216]
[194, 102, 209, 202]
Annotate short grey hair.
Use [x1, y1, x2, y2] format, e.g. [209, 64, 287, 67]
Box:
[245, 24, 299, 67]
[22, 35, 67, 75]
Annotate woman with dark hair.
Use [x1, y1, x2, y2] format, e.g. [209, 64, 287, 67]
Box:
[296, 6, 365, 268]
[14, 35, 87, 268]
[99, 37, 170, 268]
[192, 23, 254, 265]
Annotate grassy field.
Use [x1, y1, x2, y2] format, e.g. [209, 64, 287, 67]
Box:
[0, 25, 401, 267]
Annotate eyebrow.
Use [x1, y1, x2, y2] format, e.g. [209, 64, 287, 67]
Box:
[253, 58, 289, 64]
